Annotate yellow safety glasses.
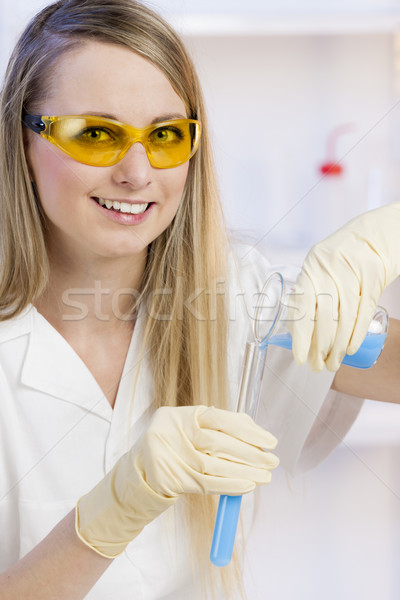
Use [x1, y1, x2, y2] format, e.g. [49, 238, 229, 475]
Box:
[23, 114, 202, 169]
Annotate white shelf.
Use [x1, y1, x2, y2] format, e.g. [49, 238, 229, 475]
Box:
[169, 12, 400, 36]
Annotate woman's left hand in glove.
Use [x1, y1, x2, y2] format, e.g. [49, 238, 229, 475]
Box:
[289, 202, 400, 372]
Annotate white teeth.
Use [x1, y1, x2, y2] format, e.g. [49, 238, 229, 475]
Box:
[95, 197, 149, 214]
[129, 203, 148, 214]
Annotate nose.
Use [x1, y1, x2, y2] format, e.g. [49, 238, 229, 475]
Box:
[111, 142, 152, 190]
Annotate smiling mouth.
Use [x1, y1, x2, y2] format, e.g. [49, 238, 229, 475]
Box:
[92, 196, 152, 214]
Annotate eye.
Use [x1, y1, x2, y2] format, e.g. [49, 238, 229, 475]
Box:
[76, 127, 116, 145]
[149, 125, 185, 145]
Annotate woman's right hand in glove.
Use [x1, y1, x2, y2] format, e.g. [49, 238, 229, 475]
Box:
[75, 405, 278, 558]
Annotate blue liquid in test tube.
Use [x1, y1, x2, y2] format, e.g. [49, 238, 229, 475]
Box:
[210, 495, 242, 567]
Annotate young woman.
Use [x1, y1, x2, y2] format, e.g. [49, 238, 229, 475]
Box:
[0, 1, 399, 599]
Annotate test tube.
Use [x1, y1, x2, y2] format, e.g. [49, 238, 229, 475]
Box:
[209, 340, 267, 567]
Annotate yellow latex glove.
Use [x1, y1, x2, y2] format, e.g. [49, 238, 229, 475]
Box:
[290, 202, 400, 372]
[76, 405, 279, 558]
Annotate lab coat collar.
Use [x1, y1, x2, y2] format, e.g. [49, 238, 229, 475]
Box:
[20, 305, 150, 424]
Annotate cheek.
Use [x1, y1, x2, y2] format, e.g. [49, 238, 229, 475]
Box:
[164, 163, 189, 205]
[28, 141, 65, 194]
[27, 143, 91, 213]
[37, 162, 68, 202]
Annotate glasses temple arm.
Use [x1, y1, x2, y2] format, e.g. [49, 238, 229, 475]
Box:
[22, 114, 46, 134]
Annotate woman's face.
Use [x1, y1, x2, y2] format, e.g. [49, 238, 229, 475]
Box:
[25, 41, 190, 265]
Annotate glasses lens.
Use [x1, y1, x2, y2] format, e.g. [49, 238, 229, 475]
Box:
[146, 120, 198, 168]
[49, 117, 126, 166]
[45, 117, 200, 168]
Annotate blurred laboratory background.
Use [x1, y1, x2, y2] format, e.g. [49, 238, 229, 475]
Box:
[1, 0, 400, 598]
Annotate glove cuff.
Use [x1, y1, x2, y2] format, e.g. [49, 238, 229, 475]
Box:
[75, 453, 177, 558]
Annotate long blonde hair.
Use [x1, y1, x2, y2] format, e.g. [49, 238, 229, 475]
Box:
[0, 1, 245, 597]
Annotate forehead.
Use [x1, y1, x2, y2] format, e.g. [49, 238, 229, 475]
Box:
[41, 41, 187, 124]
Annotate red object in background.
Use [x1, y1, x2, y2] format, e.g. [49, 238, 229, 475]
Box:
[319, 123, 355, 176]
[320, 162, 343, 175]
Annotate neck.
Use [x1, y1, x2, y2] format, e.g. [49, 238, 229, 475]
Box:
[34, 248, 148, 336]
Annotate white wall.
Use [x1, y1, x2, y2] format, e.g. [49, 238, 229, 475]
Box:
[184, 33, 399, 260]
[154, 0, 400, 15]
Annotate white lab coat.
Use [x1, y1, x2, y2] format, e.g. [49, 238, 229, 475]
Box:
[0, 245, 363, 599]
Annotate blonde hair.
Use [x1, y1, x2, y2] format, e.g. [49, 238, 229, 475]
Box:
[0, 1, 245, 597]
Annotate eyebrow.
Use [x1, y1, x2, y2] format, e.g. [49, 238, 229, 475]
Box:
[82, 111, 187, 123]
